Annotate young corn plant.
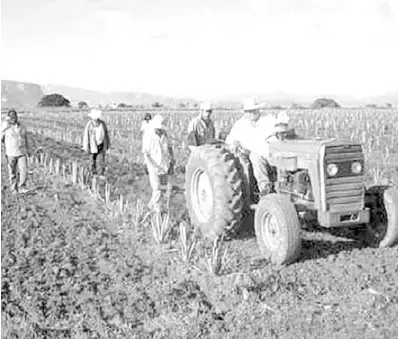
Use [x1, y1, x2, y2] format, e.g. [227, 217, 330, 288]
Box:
[205, 235, 228, 276]
[133, 199, 150, 225]
[179, 221, 197, 264]
[371, 165, 388, 185]
[150, 212, 171, 245]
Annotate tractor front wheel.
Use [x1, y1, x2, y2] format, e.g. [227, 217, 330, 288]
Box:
[254, 194, 302, 265]
[365, 185, 398, 248]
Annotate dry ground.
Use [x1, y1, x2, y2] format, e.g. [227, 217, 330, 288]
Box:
[1, 133, 398, 338]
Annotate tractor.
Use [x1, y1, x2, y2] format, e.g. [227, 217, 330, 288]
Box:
[185, 126, 398, 265]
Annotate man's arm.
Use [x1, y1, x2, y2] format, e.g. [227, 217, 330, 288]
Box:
[102, 121, 111, 150]
[225, 123, 239, 146]
[210, 121, 216, 140]
[82, 122, 90, 152]
[142, 132, 162, 171]
[1, 121, 9, 144]
[187, 120, 199, 147]
[24, 127, 30, 155]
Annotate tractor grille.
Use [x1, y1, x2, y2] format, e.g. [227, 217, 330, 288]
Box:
[324, 145, 365, 212]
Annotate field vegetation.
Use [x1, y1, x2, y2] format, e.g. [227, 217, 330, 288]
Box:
[2, 107, 398, 338]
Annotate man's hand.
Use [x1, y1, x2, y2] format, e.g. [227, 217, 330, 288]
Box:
[229, 141, 248, 156]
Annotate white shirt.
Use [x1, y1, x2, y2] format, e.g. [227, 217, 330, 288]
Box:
[93, 124, 105, 145]
[226, 116, 275, 157]
[142, 128, 171, 175]
[141, 121, 151, 134]
[1, 121, 28, 157]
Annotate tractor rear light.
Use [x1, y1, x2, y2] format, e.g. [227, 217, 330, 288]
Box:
[351, 161, 362, 174]
[326, 163, 339, 176]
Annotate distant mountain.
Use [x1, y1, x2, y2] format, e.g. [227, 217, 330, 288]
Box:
[212, 92, 398, 108]
[2, 79, 397, 109]
[1, 80, 197, 109]
[1, 80, 44, 109]
[41, 84, 198, 107]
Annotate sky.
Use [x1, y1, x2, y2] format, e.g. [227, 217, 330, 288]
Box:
[1, 0, 398, 99]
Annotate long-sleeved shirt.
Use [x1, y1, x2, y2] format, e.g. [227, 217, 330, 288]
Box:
[187, 116, 215, 146]
[142, 128, 173, 175]
[82, 120, 110, 154]
[1, 121, 28, 157]
[226, 116, 275, 157]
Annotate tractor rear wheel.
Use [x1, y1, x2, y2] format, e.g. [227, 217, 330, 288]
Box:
[364, 185, 398, 248]
[254, 194, 302, 265]
[185, 145, 244, 239]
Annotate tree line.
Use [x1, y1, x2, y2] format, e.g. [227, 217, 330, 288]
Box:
[37, 93, 394, 110]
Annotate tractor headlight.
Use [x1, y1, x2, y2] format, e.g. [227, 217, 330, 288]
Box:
[326, 163, 339, 176]
[351, 161, 362, 174]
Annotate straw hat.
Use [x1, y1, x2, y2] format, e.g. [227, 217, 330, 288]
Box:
[151, 114, 166, 129]
[274, 111, 290, 133]
[200, 101, 212, 112]
[243, 97, 266, 111]
[88, 109, 102, 120]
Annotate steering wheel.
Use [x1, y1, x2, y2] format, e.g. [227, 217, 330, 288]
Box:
[265, 134, 278, 143]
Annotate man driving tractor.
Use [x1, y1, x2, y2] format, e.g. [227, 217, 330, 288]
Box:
[225, 97, 276, 195]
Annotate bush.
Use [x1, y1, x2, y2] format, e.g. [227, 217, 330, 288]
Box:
[78, 101, 89, 110]
[39, 93, 71, 107]
[311, 98, 340, 109]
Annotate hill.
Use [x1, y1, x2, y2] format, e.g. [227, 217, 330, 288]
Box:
[1, 80, 197, 109]
[1, 80, 45, 110]
[41, 84, 198, 108]
[2, 79, 398, 109]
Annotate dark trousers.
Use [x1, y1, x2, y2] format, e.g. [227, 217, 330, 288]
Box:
[91, 144, 106, 175]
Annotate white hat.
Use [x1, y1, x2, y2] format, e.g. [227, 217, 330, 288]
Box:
[88, 109, 102, 120]
[243, 97, 266, 111]
[276, 111, 290, 125]
[151, 114, 166, 129]
[274, 111, 290, 133]
[200, 101, 212, 111]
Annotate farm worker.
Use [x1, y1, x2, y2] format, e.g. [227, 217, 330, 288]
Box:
[82, 109, 111, 176]
[140, 113, 152, 136]
[187, 101, 216, 149]
[142, 114, 175, 212]
[226, 97, 274, 195]
[1, 110, 30, 194]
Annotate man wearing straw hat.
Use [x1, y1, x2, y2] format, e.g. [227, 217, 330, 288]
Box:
[1, 109, 30, 194]
[82, 108, 111, 176]
[226, 97, 274, 196]
[187, 101, 216, 149]
[142, 114, 175, 212]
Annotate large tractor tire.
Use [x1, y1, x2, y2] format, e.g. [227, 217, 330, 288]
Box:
[185, 145, 244, 239]
[254, 194, 302, 265]
[364, 185, 398, 248]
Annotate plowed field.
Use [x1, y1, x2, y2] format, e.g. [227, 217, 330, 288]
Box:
[2, 132, 398, 339]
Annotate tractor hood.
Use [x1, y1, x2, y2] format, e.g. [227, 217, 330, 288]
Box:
[268, 137, 360, 156]
[267, 137, 363, 170]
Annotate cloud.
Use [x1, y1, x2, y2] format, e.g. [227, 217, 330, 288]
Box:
[378, 1, 394, 21]
[150, 32, 170, 40]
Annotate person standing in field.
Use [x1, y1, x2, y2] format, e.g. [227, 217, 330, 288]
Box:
[140, 113, 152, 136]
[142, 114, 175, 212]
[226, 97, 274, 196]
[82, 108, 110, 176]
[187, 101, 216, 149]
[1, 110, 30, 194]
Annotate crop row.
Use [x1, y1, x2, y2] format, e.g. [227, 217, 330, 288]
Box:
[21, 108, 398, 184]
